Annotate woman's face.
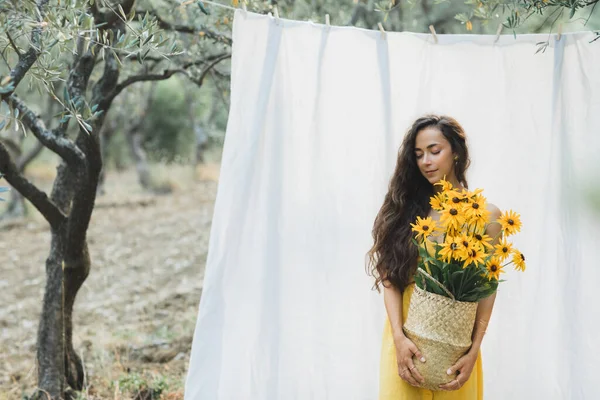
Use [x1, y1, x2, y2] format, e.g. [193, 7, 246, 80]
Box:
[414, 126, 457, 186]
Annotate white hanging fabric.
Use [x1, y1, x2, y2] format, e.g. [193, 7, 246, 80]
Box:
[185, 10, 600, 400]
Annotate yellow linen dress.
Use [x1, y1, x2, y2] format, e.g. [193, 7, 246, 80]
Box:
[378, 258, 483, 399]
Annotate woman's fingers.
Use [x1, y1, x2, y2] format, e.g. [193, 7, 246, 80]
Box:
[397, 361, 420, 386]
[401, 368, 420, 387]
[410, 344, 426, 363]
[439, 377, 462, 391]
[406, 360, 425, 384]
[446, 357, 465, 376]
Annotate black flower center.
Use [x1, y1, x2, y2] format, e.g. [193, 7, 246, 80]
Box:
[502, 247, 508, 253]
[452, 197, 461, 204]
[450, 208, 458, 216]
[463, 241, 469, 247]
[475, 234, 482, 241]
[423, 225, 429, 231]
[472, 203, 480, 209]
[450, 243, 458, 250]
[491, 265, 498, 272]
[470, 250, 476, 257]
[520, 253, 525, 261]
[508, 219, 514, 225]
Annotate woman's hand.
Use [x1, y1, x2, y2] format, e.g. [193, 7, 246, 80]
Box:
[438, 351, 478, 391]
[394, 334, 426, 387]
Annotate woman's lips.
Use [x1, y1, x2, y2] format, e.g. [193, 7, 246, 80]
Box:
[426, 170, 438, 175]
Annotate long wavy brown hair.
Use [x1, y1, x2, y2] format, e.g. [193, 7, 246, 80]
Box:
[366, 114, 471, 293]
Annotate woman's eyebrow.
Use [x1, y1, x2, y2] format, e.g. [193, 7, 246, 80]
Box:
[414, 143, 440, 151]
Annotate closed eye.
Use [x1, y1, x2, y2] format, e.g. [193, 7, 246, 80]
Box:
[415, 151, 440, 159]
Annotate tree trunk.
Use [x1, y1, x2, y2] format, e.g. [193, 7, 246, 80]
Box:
[126, 123, 152, 189]
[34, 227, 66, 399]
[125, 82, 156, 190]
[63, 245, 90, 391]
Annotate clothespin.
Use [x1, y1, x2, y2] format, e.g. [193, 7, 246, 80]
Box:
[557, 23, 563, 41]
[241, 0, 247, 12]
[325, 14, 330, 27]
[429, 24, 438, 44]
[273, 5, 280, 23]
[378, 22, 386, 39]
[494, 23, 503, 43]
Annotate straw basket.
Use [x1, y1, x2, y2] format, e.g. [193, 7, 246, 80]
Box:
[402, 271, 478, 391]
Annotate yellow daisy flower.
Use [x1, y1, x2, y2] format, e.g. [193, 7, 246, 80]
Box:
[430, 193, 446, 211]
[439, 204, 466, 232]
[445, 189, 467, 210]
[472, 232, 494, 252]
[485, 257, 505, 280]
[455, 234, 476, 261]
[469, 207, 491, 232]
[438, 236, 461, 263]
[465, 188, 484, 199]
[493, 237, 513, 261]
[434, 178, 453, 192]
[498, 209, 522, 236]
[463, 245, 486, 267]
[512, 250, 526, 271]
[410, 216, 437, 240]
[464, 193, 487, 220]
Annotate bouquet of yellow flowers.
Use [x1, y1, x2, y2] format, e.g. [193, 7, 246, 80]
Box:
[402, 178, 526, 390]
[410, 178, 526, 301]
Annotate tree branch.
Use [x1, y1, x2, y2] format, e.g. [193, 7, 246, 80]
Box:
[136, 9, 233, 46]
[6, 95, 86, 166]
[189, 53, 231, 86]
[0, 0, 49, 101]
[6, 31, 22, 58]
[107, 53, 230, 104]
[0, 142, 67, 228]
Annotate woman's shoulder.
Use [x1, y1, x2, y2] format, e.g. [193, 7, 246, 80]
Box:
[486, 202, 502, 219]
[485, 202, 503, 239]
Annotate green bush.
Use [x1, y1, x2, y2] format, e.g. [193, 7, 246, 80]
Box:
[143, 79, 195, 163]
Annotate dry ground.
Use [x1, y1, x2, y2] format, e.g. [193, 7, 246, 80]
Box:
[0, 163, 220, 399]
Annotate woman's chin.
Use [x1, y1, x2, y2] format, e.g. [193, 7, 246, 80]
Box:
[425, 175, 437, 183]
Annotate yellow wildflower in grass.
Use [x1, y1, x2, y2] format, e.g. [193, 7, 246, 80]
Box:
[493, 237, 513, 261]
[410, 216, 437, 240]
[485, 257, 505, 280]
[466, 20, 473, 31]
[511, 250, 526, 271]
[498, 209, 522, 236]
[463, 245, 486, 267]
[439, 204, 466, 232]
[430, 193, 446, 211]
[438, 236, 462, 263]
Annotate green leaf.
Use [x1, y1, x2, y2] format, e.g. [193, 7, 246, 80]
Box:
[197, 1, 211, 15]
[81, 120, 93, 133]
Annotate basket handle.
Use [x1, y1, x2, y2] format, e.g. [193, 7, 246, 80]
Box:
[416, 268, 456, 301]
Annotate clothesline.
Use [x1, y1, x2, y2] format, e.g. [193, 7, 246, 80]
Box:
[200, 0, 238, 12]
[191, 0, 569, 43]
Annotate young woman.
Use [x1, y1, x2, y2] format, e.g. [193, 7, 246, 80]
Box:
[367, 115, 502, 399]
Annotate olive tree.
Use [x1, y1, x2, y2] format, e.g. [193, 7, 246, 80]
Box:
[0, 0, 230, 398]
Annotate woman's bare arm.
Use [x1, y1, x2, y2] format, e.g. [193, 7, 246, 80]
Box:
[383, 283, 407, 347]
[383, 280, 426, 386]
